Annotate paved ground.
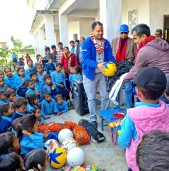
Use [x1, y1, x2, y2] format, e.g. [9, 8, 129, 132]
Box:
[45, 109, 128, 171]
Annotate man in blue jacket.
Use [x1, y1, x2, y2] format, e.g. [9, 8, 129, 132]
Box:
[82, 21, 116, 128]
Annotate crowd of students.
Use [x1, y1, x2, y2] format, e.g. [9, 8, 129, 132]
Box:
[0, 42, 83, 170]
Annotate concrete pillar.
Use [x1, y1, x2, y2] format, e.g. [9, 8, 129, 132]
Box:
[59, 14, 68, 47]
[34, 33, 39, 55]
[99, 0, 122, 42]
[38, 28, 45, 57]
[45, 15, 56, 47]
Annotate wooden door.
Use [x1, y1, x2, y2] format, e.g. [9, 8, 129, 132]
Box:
[163, 15, 169, 42]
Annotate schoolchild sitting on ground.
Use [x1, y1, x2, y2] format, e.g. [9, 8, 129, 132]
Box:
[0, 103, 14, 133]
[0, 76, 6, 91]
[24, 149, 48, 171]
[25, 80, 36, 95]
[55, 94, 68, 116]
[14, 67, 30, 92]
[36, 64, 46, 81]
[44, 55, 55, 74]
[0, 90, 6, 104]
[12, 97, 28, 121]
[4, 90, 16, 102]
[31, 108, 45, 124]
[41, 92, 58, 119]
[25, 59, 35, 77]
[17, 114, 55, 157]
[0, 70, 5, 78]
[118, 67, 169, 171]
[4, 67, 16, 90]
[0, 131, 20, 156]
[0, 152, 24, 171]
[42, 74, 57, 98]
[30, 72, 44, 102]
[51, 63, 69, 100]
[26, 94, 39, 112]
[136, 130, 169, 171]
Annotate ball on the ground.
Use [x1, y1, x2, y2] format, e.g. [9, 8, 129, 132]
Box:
[58, 129, 73, 143]
[61, 138, 78, 152]
[67, 147, 84, 167]
[49, 147, 67, 168]
[103, 62, 117, 77]
[44, 139, 60, 155]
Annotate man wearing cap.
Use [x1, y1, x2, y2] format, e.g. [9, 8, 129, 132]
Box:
[123, 24, 169, 103]
[111, 24, 137, 109]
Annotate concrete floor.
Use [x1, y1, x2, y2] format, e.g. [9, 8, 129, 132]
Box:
[45, 109, 128, 171]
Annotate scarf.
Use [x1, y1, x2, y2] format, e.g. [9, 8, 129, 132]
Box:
[135, 35, 156, 58]
[90, 34, 104, 54]
[115, 38, 128, 61]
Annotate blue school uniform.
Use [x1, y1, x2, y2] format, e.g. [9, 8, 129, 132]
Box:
[13, 72, 19, 78]
[51, 71, 68, 96]
[37, 72, 45, 81]
[0, 116, 12, 133]
[56, 100, 68, 113]
[26, 104, 38, 112]
[45, 63, 55, 74]
[14, 75, 30, 91]
[0, 100, 6, 105]
[41, 99, 58, 118]
[20, 132, 44, 156]
[35, 80, 44, 101]
[70, 73, 82, 87]
[25, 88, 36, 95]
[4, 75, 16, 90]
[42, 83, 57, 99]
[11, 111, 27, 121]
[25, 67, 35, 77]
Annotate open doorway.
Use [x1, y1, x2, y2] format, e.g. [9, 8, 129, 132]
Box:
[163, 15, 169, 42]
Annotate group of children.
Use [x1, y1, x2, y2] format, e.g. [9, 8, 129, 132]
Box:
[0, 52, 83, 170]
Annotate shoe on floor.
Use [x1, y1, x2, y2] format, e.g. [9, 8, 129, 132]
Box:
[90, 121, 98, 129]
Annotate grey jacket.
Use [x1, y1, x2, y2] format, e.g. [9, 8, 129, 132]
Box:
[123, 38, 169, 83]
[111, 37, 137, 62]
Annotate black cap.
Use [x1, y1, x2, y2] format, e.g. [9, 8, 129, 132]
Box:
[133, 67, 167, 93]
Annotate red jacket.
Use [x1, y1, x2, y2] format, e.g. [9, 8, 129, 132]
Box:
[61, 53, 78, 74]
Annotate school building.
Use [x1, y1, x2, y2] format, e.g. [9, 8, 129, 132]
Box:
[26, 0, 169, 56]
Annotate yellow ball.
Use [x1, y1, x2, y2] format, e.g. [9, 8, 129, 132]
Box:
[49, 148, 67, 169]
[103, 62, 117, 77]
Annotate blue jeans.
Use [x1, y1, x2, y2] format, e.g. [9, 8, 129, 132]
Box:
[114, 81, 133, 109]
[83, 73, 110, 122]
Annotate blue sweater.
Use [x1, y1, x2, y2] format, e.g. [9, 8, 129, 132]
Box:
[4, 75, 16, 90]
[118, 102, 161, 149]
[41, 99, 58, 118]
[51, 71, 65, 86]
[81, 37, 116, 80]
[70, 73, 82, 87]
[12, 111, 27, 122]
[37, 72, 45, 81]
[14, 75, 30, 90]
[45, 63, 55, 74]
[56, 100, 68, 113]
[0, 116, 12, 133]
[25, 67, 35, 77]
[26, 88, 36, 95]
[20, 132, 44, 156]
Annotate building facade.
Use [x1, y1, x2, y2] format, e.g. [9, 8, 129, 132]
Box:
[26, 0, 169, 56]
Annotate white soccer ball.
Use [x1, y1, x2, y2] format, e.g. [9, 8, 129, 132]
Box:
[61, 138, 78, 152]
[67, 147, 84, 167]
[44, 139, 60, 155]
[58, 129, 73, 144]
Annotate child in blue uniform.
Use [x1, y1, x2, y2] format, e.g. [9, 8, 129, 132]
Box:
[0, 76, 6, 92]
[26, 94, 39, 112]
[25, 80, 36, 95]
[16, 114, 48, 157]
[51, 63, 69, 100]
[25, 59, 34, 77]
[41, 92, 58, 119]
[42, 74, 57, 98]
[55, 94, 68, 116]
[44, 55, 55, 74]
[36, 64, 46, 81]
[0, 103, 14, 133]
[0, 90, 6, 104]
[4, 67, 16, 90]
[12, 97, 28, 121]
[4, 90, 16, 103]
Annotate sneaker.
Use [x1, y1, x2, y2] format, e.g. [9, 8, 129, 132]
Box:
[90, 121, 98, 129]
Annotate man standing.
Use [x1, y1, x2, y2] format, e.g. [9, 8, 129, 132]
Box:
[82, 21, 116, 128]
[123, 24, 169, 102]
[155, 29, 163, 38]
[111, 24, 136, 109]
